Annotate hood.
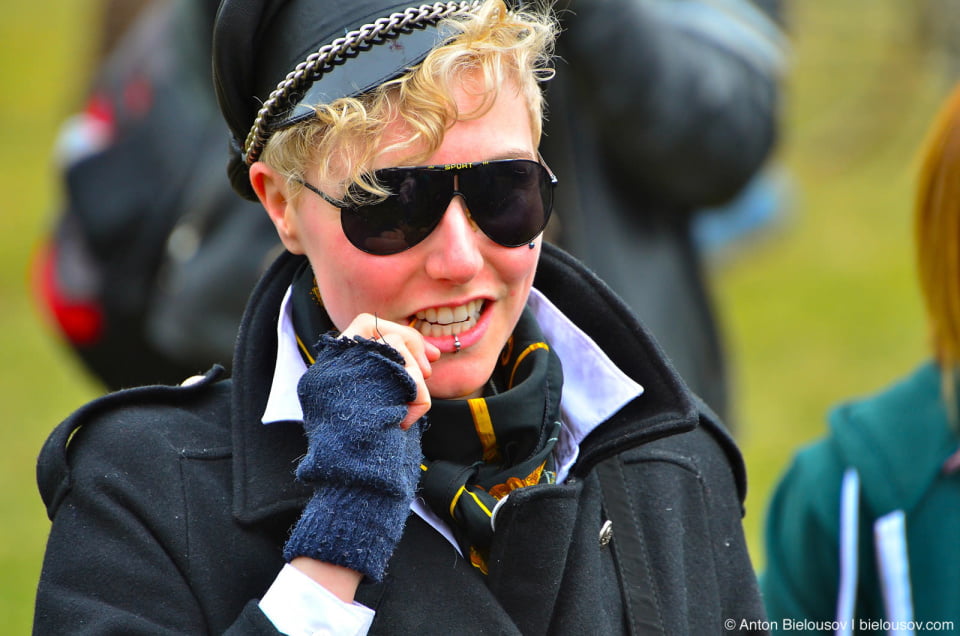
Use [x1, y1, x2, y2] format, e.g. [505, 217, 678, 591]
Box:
[829, 361, 960, 516]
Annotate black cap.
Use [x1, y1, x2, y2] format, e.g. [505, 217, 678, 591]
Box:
[212, 0, 479, 200]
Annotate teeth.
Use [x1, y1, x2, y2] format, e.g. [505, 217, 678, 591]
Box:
[437, 307, 454, 325]
[413, 299, 483, 337]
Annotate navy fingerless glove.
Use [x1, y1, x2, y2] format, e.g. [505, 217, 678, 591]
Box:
[283, 334, 425, 582]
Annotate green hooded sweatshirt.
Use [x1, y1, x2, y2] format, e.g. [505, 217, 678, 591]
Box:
[761, 362, 960, 633]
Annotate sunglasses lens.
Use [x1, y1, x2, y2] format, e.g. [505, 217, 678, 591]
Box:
[339, 171, 448, 255]
[462, 161, 552, 246]
[337, 160, 554, 254]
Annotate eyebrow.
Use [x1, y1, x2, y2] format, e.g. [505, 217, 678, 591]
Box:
[491, 149, 537, 161]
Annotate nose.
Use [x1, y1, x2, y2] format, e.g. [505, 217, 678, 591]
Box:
[423, 194, 484, 284]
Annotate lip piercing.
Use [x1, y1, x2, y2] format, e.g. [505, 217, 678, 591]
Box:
[453, 334, 461, 353]
[528, 241, 536, 249]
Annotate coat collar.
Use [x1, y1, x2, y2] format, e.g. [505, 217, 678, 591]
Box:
[229, 245, 737, 525]
[534, 245, 720, 477]
[230, 251, 313, 524]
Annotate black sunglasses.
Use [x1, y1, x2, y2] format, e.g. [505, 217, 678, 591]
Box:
[299, 158, 557, 255]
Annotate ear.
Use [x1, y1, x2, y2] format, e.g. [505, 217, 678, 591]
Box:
[249, 161, 304, 254]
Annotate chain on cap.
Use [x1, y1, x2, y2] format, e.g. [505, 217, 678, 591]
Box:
[243, 1, 481, 164]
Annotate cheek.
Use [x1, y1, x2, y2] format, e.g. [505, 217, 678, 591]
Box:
[311, 253, 415, 330]
[496, 246, 540, 296]
[296, 219, 361, 329]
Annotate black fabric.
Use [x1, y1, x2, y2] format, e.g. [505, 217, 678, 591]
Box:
[596, 456, 665, 635]
[214, 0, 436, 142]
[34, 245, 766, 634]
[288, 259, 566, 567]
[419, 309, 563, 567]
[212, 0, 464, 199]
[288, 260, 332, 364]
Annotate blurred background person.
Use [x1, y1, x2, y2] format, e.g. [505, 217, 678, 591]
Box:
[761, 81, 960, 632]
[30, 0, 275, 390]
[542, 0, 787, 426]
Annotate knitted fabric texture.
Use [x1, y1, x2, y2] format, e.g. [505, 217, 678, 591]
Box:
[283, 333, 425, 582]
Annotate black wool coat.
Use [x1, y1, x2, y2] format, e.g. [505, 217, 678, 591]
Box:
[35, 244, 767, 634]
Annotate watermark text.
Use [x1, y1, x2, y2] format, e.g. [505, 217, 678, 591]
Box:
[724, 618, 956, 632]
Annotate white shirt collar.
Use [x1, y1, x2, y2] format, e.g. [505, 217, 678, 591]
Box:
[260, 285, 309, 424]
[261, 286, 644, 553]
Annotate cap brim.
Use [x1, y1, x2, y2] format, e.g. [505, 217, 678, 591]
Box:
[268, 22, 448, 132]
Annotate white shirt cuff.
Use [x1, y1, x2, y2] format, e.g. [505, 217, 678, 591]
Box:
[259, 563, 375, 636]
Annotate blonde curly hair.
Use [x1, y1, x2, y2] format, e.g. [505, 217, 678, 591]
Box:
[259, 0, 557, 204]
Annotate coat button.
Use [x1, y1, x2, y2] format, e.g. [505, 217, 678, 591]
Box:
[599, 519, 614, 547]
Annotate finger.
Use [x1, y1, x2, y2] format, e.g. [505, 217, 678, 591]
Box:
[394, 327, 439, 378]
[406, 318, 442, 364]
[342, 314, 436, 378]
[402, 399, 431, 431]
[380, 333, 431, 430]
[339, 314, 434, 429]
[380, 322, 437, 377]
[423, 341, 442, 363]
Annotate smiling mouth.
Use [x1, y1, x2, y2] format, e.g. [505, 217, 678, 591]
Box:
[410, 299, 484, 337]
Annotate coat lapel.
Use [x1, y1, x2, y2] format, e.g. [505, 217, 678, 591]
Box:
[230, 251, 313, 525]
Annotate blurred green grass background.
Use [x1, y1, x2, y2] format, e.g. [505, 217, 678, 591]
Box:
[0, 0, 953, 632]
[2, 2, 102, 631]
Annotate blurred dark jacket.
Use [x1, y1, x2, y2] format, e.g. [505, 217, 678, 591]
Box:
[541, 0, 785, 423]
[33, 0, 275, 390]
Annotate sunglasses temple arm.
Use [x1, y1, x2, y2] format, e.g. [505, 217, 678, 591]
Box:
[298, 179, 348, 208]
[538, 152, 559, 185]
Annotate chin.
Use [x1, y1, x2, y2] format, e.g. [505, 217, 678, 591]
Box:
[428, 356, 496, 400]
[427, 377, 484, 401]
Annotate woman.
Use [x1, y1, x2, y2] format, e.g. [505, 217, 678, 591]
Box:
[34, 0, 765, 632]
[762, 83, 960, 632]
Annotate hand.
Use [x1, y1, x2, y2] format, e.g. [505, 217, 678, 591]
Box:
[339, 313, 441, 429]
[284, 326, 435, 582]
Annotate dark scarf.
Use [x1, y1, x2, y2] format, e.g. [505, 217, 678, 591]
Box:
[289, 262, 564, 573]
